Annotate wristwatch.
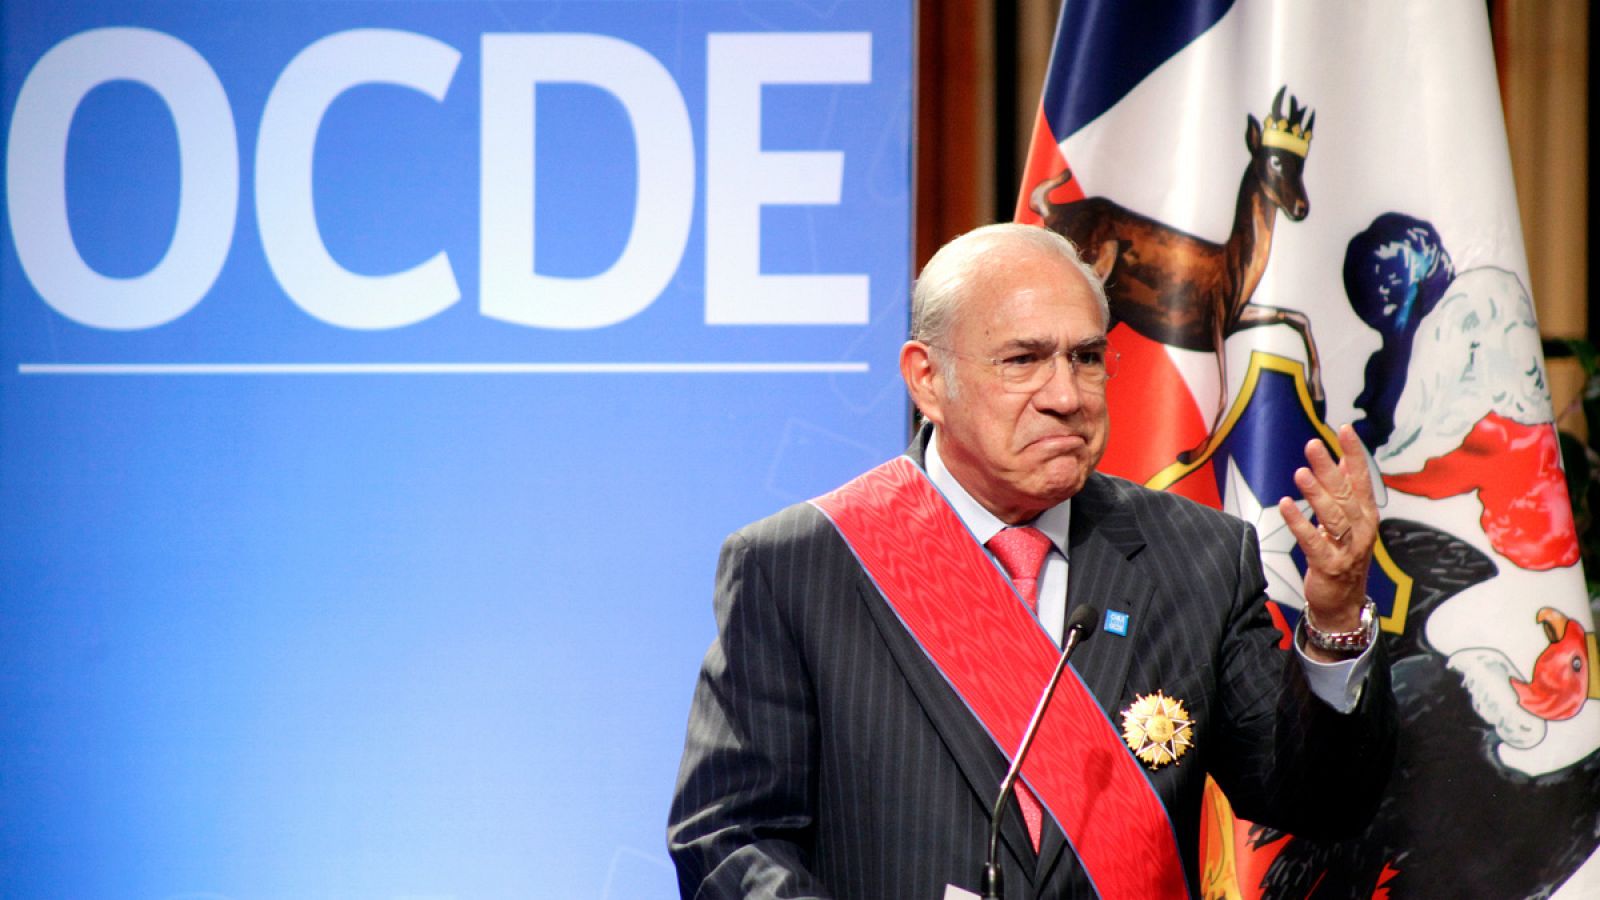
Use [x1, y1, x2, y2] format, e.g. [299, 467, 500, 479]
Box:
[1303, 599, 1377, 655]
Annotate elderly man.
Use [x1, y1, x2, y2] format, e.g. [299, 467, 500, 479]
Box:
[669, 224, 1396, 899]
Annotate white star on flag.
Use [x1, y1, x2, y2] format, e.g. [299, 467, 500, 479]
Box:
[1221, 458, 1310, 610]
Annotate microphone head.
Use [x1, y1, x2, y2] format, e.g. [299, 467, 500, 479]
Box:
[1066, 604, 1098, 640]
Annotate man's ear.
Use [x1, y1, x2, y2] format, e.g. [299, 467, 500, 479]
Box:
[900, 340, 945, 427]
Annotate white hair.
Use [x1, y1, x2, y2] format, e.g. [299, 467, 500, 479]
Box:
[910, 223, 1110, 393]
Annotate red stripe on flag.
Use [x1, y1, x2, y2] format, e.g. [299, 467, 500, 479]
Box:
[1015, 106, 1077, 224]
[1101, 326, 1219, 508]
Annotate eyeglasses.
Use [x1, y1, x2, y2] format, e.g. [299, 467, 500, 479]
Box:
[931, 340, 1120, 393]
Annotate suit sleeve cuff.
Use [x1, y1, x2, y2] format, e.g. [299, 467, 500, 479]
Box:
[1293, 617, 1376, 713]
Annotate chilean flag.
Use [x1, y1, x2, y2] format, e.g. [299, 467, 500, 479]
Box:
[1016, 1, 1600, 896]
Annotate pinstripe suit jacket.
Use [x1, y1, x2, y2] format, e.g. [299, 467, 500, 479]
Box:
[669, 434, 1396, 899]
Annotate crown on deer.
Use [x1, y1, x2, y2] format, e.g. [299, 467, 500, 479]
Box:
[1261, 86, 1314, 157]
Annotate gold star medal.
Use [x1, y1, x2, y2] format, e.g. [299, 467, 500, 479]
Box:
[1120, 691, 1193, 768]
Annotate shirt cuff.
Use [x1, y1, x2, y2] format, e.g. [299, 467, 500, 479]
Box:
[1293, 617, 1376, 713]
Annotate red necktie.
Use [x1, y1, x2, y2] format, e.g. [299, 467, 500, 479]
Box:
[985, 526, 1053, 852]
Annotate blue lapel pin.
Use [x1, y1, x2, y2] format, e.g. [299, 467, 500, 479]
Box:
[1104, 609, 1130, 637]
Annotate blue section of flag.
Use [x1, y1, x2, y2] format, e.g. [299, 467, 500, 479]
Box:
[1212, 368, 1321, 507]
[1040, 0, 1234, 140]
[1104, 608, 1130, 636]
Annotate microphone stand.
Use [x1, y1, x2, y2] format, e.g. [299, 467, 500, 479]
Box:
[980, 606, 1097, 900]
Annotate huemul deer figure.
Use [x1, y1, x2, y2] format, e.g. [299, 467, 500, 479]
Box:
[1031, 87, 1322, 465]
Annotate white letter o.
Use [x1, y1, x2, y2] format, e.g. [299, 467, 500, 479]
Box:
[5, 27, 238, 330]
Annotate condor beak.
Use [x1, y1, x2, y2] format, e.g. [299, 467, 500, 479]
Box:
[1538, 607, 1571, 645]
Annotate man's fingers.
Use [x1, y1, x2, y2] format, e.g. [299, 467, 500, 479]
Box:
[1284, 426, 1379, 625]
[1282, 425, 1382, 570]
[1335, 424, 1377, 503]
[1293, 460, 1349, 538]
[1277, 495, 1330, 561]
[1302, 437, 1342, 487]
[1298, 428, 1379, 545]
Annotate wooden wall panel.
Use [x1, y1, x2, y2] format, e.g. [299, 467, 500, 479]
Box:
[914, 0, 995, 268]
[1495, 0, 1590, 339]
[1492, 0, 1590, 434]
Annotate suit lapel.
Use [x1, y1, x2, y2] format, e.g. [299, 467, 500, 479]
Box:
[1036, 473, 1157, 888]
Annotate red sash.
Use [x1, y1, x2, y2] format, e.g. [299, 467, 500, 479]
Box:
[810, 456, 1188, 899]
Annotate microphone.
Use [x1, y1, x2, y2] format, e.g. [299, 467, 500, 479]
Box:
[980, 604, 1098, 900]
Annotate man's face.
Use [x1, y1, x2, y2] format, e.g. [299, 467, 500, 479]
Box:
[911, 246, 1110, 523]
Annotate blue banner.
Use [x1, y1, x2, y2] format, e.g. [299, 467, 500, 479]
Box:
[1, 2, 912, 896]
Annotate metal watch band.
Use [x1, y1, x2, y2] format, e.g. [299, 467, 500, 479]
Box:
[1304, 599, 1377, 654]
